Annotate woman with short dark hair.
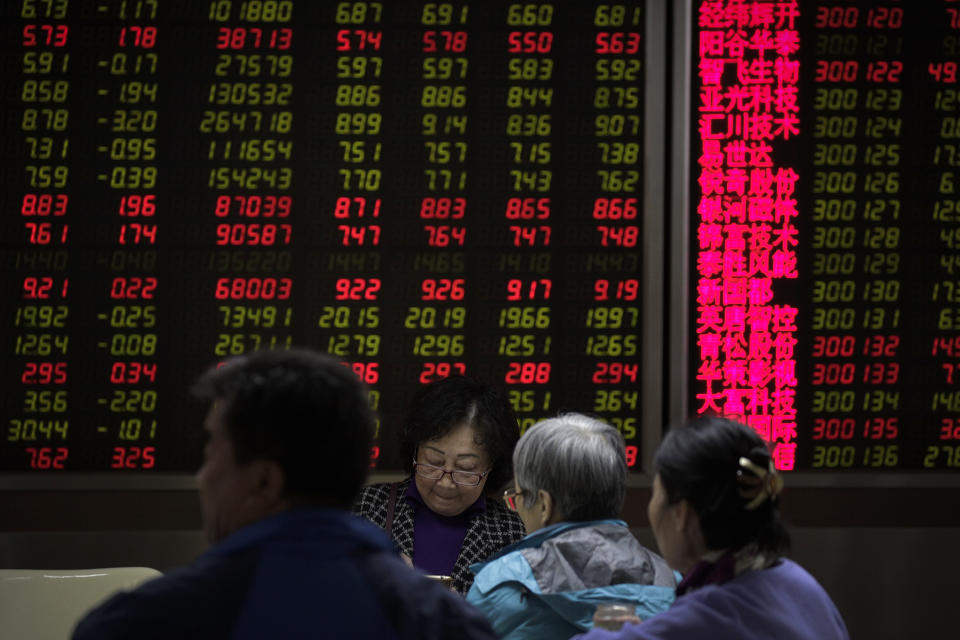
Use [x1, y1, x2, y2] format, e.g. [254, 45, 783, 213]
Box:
[574, 416, 849, 640]
[354, 376, 525, 594]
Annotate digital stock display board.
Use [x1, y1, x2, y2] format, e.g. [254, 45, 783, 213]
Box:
[690, 1, 960, 471]
[1, 1, 656, 473]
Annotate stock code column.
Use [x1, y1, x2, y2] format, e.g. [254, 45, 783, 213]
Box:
[4, 0, 72, 470]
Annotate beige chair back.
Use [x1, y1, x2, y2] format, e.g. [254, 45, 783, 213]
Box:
[0, 566, 162, 640]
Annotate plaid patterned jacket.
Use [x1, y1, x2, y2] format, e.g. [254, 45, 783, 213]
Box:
[353, 477, 526, 595]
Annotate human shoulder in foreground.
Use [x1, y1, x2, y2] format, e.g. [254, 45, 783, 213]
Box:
[73, 348, 498, 640]
[573, 416, 848, 640]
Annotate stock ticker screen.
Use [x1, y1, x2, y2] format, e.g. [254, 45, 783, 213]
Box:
[0, 1, 648, 472]
[691, 1, 960, 471]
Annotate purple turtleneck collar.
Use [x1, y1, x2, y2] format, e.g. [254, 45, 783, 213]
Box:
[404, 479, 486, 576]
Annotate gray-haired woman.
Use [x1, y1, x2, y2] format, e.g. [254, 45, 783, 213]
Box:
[466, 413, 676, 639]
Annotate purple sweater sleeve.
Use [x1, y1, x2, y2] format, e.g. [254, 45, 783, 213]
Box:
[572, 560, 849, 640]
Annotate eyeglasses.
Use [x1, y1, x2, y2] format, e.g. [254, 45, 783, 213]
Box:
[502, 487, 524, 511]
[413, 460, 489, 487]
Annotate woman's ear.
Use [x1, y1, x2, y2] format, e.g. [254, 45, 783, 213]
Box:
[251, 459, 287, 507]
[675, 498, 708, 559]
[536, 489, 558, 527]
[674, 498, 693, 534]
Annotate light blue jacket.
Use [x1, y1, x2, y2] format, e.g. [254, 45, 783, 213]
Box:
[467, 520, 677, 640]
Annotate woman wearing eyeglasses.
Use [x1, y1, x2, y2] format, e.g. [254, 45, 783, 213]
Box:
[466, 413, 676, 639]
[354, 376, 525, 594]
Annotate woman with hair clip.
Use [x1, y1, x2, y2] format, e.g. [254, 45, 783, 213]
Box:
[575, 416, 849, 640]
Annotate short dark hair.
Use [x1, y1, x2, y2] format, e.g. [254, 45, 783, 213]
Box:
[400, 376, 519, 491]
[192, 348, 374, 508]
[654, 416, 790, 556]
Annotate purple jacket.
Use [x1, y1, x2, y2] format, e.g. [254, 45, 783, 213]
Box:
[573, 558, 848, 640]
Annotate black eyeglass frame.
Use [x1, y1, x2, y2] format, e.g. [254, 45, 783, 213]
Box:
[412, 459, 490, 487]
[502, 487, 526, 511]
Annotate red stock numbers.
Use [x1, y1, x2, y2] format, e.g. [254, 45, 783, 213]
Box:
[23, 24, 69, 47]
[420, 197, 465, 219]
[813, 6, 903, 29]
[424, 225, 465, 247]
[110, 361, 158, 384]
[215, 277, 292, 300]
[111, 276, 157, 300]
[217, 27, 292, 50]
[119, 194, 155, 217]
[26, 447, 68, 469]
[423, 30, 467, 53]
[421, 278, 465, 301]
[335, 197, 380, 218]
[505, 361, 551, 384]
[593, 279, 638, 301]
[338, 29, 382, 51]
[22, 277, 69, 300]
[344, 361, 379, 384]
[505, 197, 550, 219]
[592, 362, 639, 384]
[118, 26, 157, 48]
[595, 32, 640, 55]
[507, 278, 551, 301]
[335, 278, 380, 301]
[216, 223, 291, 246]
[22, 193, 68, 216]
[21, 361, 67, 384]
[215, 195, 291, 218]
[420, 361, 467, 384]
[111, 446, 156, 469]
[507, 31, 552, 54]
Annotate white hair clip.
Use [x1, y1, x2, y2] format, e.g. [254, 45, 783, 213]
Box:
[737, 457, 784, 511]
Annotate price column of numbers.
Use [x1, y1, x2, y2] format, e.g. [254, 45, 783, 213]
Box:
[97, 0, 162, 471]
[808, 2, 903, 470]
[410, 1, 470, 387]
[206, 0, 295, 362]
[855, 4, 904, 470]
[924, 0, 960, 469]
[588, 1, 643, 469]
[14, 0, 72, 470]
[499, 3, 556, 434]
[325, 1, 385, 464]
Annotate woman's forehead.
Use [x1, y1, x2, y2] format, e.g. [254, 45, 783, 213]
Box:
[423, 422, 485, 454]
